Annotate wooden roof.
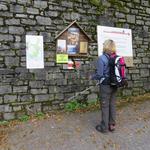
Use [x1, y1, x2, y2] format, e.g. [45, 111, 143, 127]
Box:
[55, 20, 92, 41]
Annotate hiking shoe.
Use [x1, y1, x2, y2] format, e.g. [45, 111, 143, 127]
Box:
[95, 125, 108, 134]
[109, 124, 115, 132]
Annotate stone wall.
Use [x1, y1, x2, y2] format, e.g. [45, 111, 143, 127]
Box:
[0, 0, 149, 120]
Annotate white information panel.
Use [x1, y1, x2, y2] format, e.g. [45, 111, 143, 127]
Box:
[26, 35, 44, 69]
[97, 26, 133, 66]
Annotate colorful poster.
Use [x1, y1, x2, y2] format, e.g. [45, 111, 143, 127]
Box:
[57, 39, 66, 53]
[67, 28, 79, 54]
[97, 26, 133, 66]
[80, 42, 88, 53]
[56, 54, 68, 63]
[26, 35, 44, 69]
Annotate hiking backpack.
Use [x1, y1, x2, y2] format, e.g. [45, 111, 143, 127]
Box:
[105, 54, 128, 88]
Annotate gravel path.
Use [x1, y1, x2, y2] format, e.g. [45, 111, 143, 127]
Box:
[1, 100, 150, 150]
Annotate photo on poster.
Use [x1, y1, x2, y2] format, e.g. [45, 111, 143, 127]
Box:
[80, 42, 88, 53]
[67, 28, 79, 54]
[26, 35, 44, 69]
[57, 39, 66, 53]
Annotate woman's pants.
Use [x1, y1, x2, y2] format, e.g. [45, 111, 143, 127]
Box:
[99, 84, 117, 131]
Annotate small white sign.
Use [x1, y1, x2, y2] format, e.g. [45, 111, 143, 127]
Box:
[26, 35, 44, 69]
[97, 26, 133, 57]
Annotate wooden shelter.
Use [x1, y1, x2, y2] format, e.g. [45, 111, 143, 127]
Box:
[55, 20, 91, 57]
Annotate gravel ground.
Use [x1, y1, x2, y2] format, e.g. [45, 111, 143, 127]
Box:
[1, 100, 150, 150]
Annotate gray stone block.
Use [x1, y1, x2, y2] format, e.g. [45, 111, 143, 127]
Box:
[71, 12, 80, 20]
[19, 95, 33, 102]
[0, 12, 13, 17]
[0, 105, 12, 113]
[29, 81, 45, 88]
[5, 19, 20, 25]
[35, 94, 54, 102]
[13, 86, 28, 93]
[34, 1, 47, 9]
[5, 57, 19, 67]
[27, 7, 39, 14]
[61, 1, 73, 7]
[146, 8, 150, 14]
[127, 15, 135, 23]
[4, 95, 17, 103]
[0, 85, 12, 94]
[4, 105, 12, 112]
[17, 0, 31, 4]
[30, 89, 48, 94]
[21, 19, 36, 25]
[48, 86, 60, 94]
[13, 106, 22, 111]
[16, 14, 28, 18]
[0, 105, 4, 112]
[26, 103, 41, 114]
[10, 4, 24, 13]
[36, 16, 51, 25]
[9, 26, 24, 35]
[3, 112, 15, 120]
[0, 97, 3, 104]
[45, 11, 58, 17]
[0, 18, 3, 25]
[0, 34, 14, 42]
[55, 94, 64, 100]
[0, 4, 8, 10]
[87, 93, 98, 101]
[140, 69, 149, 77]
[0, 27, 8, 33]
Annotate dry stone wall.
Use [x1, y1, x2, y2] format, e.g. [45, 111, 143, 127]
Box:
[0, 0, 149, 120]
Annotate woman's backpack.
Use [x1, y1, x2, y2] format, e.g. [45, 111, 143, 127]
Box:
[105, 53, 128, 88]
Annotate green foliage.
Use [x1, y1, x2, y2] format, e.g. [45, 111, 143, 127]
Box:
[19, 115, 30, 122]
[89, 0, 106, 14]
[65, 99, 98, 112]
[89, 0, 100, 6]
[65, 100, 82, 111]
[0, 120, 9, 126]
[89, 0, 126, 14]
[35, 112, 45, 119]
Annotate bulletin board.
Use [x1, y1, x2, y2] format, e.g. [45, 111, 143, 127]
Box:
[97, 26, 133, 67]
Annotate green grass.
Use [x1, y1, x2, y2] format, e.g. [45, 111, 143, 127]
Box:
[19, 115, 30, 122]
[65, 99, 98, 112]
[35, 112, 45, 119]
[0, 120, 9, 126]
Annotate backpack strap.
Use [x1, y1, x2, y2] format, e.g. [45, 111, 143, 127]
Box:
[104, 53, 109, 59]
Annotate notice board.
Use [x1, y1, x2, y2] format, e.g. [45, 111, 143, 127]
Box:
[97, 26, 133, 67]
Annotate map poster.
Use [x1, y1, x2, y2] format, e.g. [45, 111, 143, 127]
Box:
[97, 26, 133, 66]
[26, 35, 44, 69]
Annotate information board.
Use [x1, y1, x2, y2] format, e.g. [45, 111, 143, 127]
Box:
[97, 26, 133, 66]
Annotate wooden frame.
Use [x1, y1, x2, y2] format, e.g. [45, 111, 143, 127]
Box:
[55, 20, 91, 57]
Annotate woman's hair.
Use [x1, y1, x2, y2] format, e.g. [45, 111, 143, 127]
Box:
[103, 39, 116, 54]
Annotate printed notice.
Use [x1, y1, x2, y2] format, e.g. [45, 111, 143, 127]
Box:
[26, 35, 44, 69]
[97, 26, 133, 66]
[56, 54, 68, 63]
[80, 42, 88, 53]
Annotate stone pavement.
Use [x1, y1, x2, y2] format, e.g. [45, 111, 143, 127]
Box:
[1, 100, 150, 150]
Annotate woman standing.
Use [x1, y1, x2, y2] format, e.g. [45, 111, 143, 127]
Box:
[92, 39, 117, 133]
